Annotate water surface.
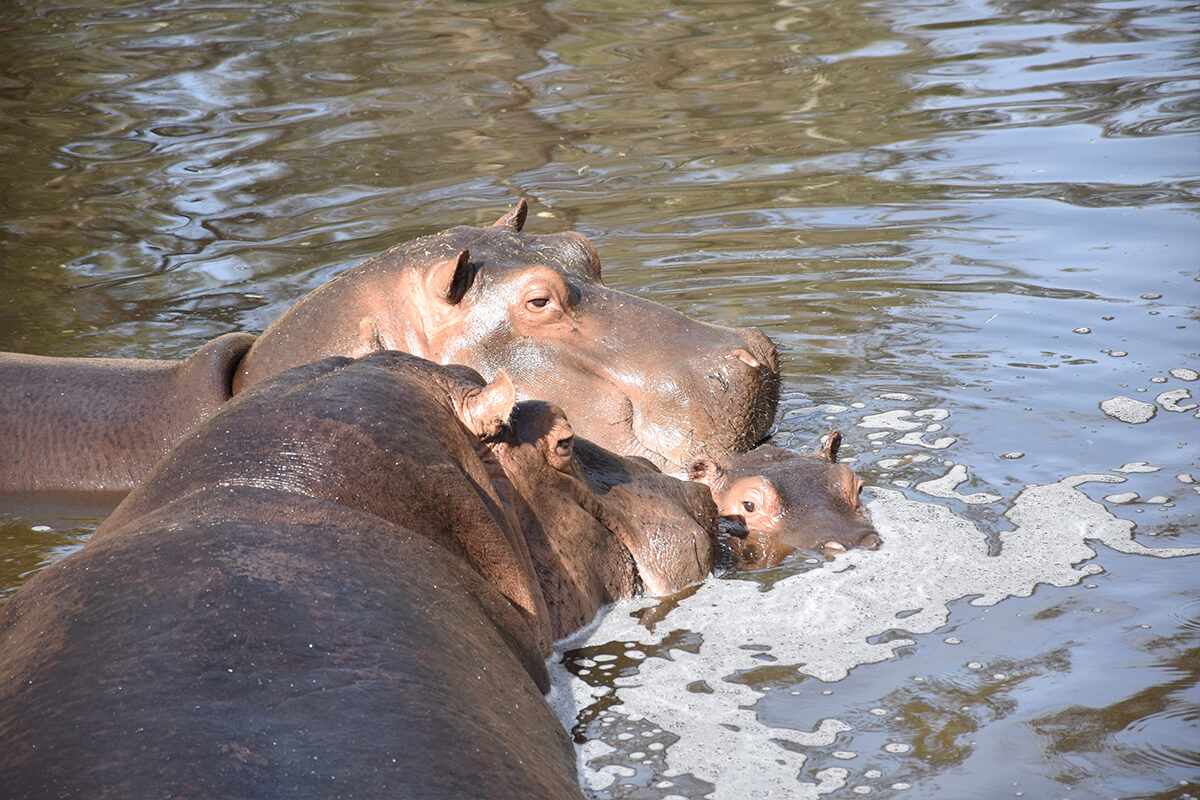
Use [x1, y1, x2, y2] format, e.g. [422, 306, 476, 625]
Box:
[1, 1, 1197, 797]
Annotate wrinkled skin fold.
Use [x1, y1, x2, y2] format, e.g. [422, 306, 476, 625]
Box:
[0, 352, 716, 800]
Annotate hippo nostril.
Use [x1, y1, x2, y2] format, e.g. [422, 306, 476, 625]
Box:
[823, 541, 847, 553]
[859, 532, 882, 551]
[730, 348, 760, 369]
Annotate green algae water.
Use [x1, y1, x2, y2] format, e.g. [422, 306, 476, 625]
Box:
[1, 1, 1197, 797]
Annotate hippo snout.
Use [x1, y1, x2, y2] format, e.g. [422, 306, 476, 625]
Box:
[821, 527, 882, 555]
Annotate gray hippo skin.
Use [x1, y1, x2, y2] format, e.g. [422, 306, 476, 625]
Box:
[0, 332, 255, 491]
[0, 352, 715, 800]
[233, 201, 780, 471]
[690, 431, 881, 569]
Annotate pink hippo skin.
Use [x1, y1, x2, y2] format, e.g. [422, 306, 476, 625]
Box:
[689, 431, 881, 569]
[0, 352, 715, 800]
[233, 201, 780, 471]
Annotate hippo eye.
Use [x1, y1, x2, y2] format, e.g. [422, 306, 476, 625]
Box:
[742, 500, 756, 513]
[555, 436, 574, 457]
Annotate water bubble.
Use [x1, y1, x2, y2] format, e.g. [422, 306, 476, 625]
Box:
[1099, 397, 1157, 423]
[1073, 327, 1091, 334]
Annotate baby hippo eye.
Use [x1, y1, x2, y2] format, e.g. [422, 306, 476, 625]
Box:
[555, 435, 574, 458]
[742, 500, 756, 513]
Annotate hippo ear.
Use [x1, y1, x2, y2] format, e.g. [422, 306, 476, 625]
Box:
[460, 369, 516, 438]
[816, 430, 842, 463]
[428, 249, 474, 306]
[687, 456, 725, 489]
[491, 199, 528, 232]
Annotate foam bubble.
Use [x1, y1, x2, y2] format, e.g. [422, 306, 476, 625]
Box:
[1114, 462, 1160, 473]
[1156, 389, 1197, 412]
[915, 464, 1001, 504]
[1169, 368, 1198, 381]
[1099, 397, 1157, 423]
[858, 410, 923, 431]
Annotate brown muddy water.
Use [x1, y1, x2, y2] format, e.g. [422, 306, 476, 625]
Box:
[1, 1, 1197, 798]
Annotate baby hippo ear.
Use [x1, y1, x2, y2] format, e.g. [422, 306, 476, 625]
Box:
[815, 430, 842, 463]
[687, 456, 726, 490]
[460, 369, 516, 438]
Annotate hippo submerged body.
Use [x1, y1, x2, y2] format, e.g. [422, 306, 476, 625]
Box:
[0, 352, 716, 800]
[0, 332, 255, 491]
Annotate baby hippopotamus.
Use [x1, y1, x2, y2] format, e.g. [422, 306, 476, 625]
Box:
[689, 431, 880, 569]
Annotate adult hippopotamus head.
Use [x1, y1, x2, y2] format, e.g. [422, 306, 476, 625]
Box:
[232, 201, 780, 470]
[688, 431, 881, 569]
[493, 400, 716, 637]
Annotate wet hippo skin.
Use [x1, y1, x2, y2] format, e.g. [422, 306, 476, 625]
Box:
[0, 352, 716, 800]
[0, 202, 779, 493]
[0, 332, 255, 492]
[233, 201, 781, 471]
[690, 431, 881, 569]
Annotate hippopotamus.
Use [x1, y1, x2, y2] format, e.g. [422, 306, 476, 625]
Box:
[0, 351, 715, 799]
[232, 201, 780, 471]
[0, 203, 778, 493]
[0, 332, 256, 492]
[688, 431, 880, 569]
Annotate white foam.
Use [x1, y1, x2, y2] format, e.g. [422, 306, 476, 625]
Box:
[1113, 461, 1160, 473]
[1099, 396, 1157, 423]
[915, 464, 1001, 504]
[556, 476, 1200, 797]
[1156, 388, 1197, 412]
[1169, 368, 1199, 381]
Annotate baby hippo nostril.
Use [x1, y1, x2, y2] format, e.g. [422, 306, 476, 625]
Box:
[859, 532, 882, 551]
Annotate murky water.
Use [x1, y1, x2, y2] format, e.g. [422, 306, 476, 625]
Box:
[1, 0, 1196, 797]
